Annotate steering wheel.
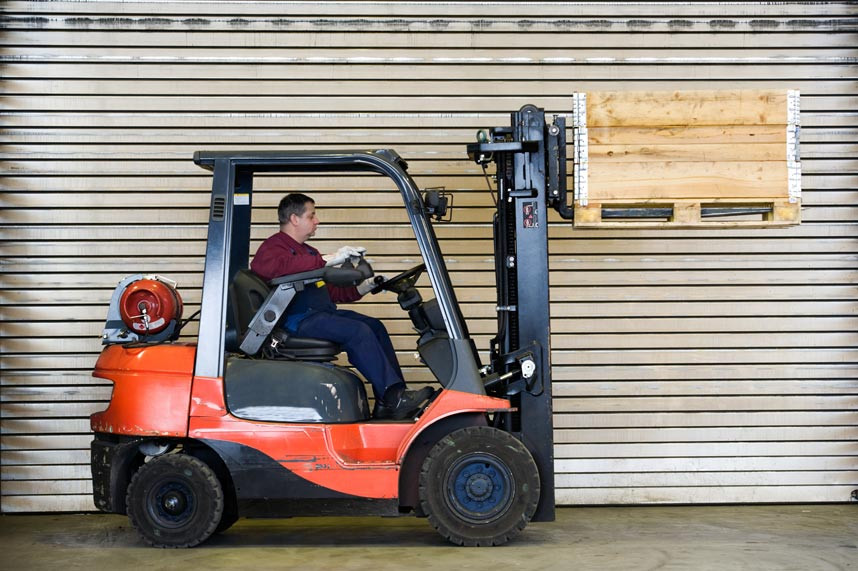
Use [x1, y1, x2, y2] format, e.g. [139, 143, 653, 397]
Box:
[373, 263, 426, 294]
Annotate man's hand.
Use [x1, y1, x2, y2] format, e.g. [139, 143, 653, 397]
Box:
[357, 275, 386, 296]
[323, 245, 367, 267]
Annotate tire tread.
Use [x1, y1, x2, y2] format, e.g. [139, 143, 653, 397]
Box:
[126, 453, 224, 548]
[418, 426, 540, 547]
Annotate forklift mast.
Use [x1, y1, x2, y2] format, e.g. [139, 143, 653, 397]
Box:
[469, 104, 569, 523]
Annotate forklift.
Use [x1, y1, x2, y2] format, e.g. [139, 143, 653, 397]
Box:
[90, 105, 563, 547]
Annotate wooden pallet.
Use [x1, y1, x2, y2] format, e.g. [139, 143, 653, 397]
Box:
[572, 89, 801, 228]
[574, 199, 801, 228]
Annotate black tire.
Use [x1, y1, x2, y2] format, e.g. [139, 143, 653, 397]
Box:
[126, 453, 224, 548]
[214, 507, 238, 534]
[418, 426, 540, 547]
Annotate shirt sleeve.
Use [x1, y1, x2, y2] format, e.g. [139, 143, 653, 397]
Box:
[251, 235, 361, 302]
[250, 239, 321, 282]
[327, 283, 361, 303]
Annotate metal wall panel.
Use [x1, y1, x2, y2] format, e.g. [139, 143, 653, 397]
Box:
[1, 1, 856, 512]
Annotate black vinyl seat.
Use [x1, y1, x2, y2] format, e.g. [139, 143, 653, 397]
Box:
[227, 269, 342, 361]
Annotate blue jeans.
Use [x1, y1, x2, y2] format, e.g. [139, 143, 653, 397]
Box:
[295, 309, 405, 400]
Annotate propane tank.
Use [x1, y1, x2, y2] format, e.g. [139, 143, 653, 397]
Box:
[102, 275, 183, 344]
[118, 278, 183, 334]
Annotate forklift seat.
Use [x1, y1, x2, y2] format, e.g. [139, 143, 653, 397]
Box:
[227, 269, 342, 361]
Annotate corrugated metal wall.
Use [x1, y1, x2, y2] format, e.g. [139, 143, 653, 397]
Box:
[1, 1, 856, 512]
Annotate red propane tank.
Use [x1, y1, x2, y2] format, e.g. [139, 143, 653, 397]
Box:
[118, 278, 183, 334]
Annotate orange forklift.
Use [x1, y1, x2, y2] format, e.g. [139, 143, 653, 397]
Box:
[90, 106, 561, 547]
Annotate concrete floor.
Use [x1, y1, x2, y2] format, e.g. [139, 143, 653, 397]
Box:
[0, 505, 855, 570]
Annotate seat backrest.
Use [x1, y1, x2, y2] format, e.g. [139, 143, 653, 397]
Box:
[227, 269, 341, 361]
[226, 269, 271, 353]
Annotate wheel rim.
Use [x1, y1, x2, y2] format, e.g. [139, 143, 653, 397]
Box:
[444, 453, 514, 524]
[147, 479, 196, 529]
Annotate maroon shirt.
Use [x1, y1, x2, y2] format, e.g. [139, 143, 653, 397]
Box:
[250, 231, 360, 303]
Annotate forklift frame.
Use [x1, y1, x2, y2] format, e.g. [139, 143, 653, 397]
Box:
[91, 110, 564, 547]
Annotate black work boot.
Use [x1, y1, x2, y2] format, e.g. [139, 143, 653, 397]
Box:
[373, 386, 435, 420]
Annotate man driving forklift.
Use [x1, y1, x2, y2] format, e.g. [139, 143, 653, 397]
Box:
[250, 193, 434, 419]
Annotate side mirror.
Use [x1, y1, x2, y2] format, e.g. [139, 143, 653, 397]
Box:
[423, 188, 452, 222]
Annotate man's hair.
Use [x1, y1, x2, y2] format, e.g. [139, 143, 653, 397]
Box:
[278, 193, 314, 225]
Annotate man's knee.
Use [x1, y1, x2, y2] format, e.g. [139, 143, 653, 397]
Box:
[354, 320, 376, 339]
[363, 315, 389, 337]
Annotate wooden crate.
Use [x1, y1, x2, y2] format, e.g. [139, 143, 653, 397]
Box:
[571, 89, 801, 228]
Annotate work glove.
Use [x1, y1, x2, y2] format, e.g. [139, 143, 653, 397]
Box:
[357, 276, 386, 296]
[323, 245, 367, 267]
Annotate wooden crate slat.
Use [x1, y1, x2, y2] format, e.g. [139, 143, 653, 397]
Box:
[585, 89, 791, 127]
[587, 161, 789, 199]
[589, 143, 787, 163]
[587, 125, 788, 146]
[574, 199, 801, 228]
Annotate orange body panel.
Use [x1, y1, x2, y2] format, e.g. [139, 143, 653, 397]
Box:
[92, 343, 513, 499]
[189, 388, 512, 498]
[188, 375, 228, 417]
[189, 416, 407, 498]
[91, 344, 196, 436]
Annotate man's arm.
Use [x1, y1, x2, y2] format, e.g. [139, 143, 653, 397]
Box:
[250, 239, 322, 282]
[327, 283, 362, 303]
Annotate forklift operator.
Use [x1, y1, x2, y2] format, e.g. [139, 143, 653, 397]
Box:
[251, 193, 433, 420]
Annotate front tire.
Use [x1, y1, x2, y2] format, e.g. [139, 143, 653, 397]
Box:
[126, 453, 224, 548]
[419, 426, 540, 546]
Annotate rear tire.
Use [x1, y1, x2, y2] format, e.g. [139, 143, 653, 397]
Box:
[126, 454, 224, 548]
[418, 426, 540, 546]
